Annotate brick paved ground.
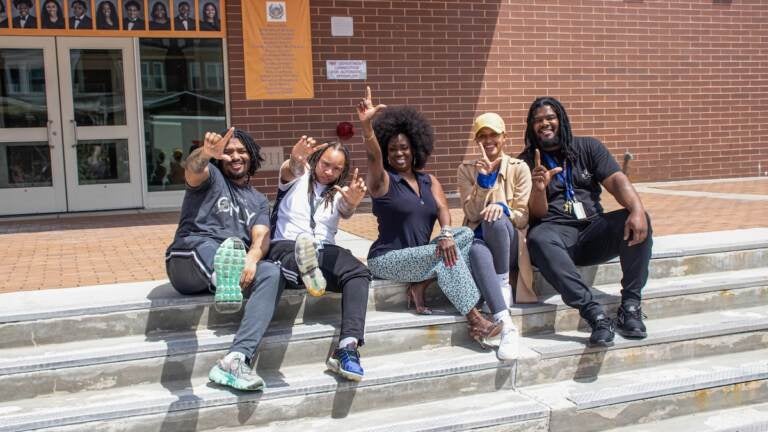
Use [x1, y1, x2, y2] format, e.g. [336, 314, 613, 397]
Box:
[1, 179, 766, 293]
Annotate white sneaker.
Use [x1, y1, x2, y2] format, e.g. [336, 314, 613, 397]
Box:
[497, 321, 519, 360]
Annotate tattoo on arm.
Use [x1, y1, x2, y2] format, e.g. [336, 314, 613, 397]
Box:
[186, 149, 209, 174]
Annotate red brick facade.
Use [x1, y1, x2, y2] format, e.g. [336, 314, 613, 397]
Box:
[225, 0, 768, 194]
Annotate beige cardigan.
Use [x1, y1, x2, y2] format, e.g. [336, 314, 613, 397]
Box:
[457, 153, 537, 303]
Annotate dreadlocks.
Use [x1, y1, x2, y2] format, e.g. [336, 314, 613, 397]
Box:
[520, 96, 576, 165]
[213, 128, 265, 179]
[307, 141, 351, 209]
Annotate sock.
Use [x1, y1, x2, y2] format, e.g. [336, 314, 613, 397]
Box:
[498, 272, 512, 308]
[338, 337, 358, 349]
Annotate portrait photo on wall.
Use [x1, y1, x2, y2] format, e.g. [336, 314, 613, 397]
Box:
[11, 0, 37, 29]
[121, 0, 144, 30]
[198, 0, 218, 31]
[172, 0, 193, 31]
[0, 0, 9, 28]
[40, 0, 65, 28]
[148, 0, 169, 30]
[95, 0, 117, 29]
[68, 0, 93, 29]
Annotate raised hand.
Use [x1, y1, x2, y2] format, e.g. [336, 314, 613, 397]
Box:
[202, 127, 235, 161]
[475, 140, 502, 175]
[290, 135, 327, 166]
[356, 86, 387, 125]
[531, 149, 563, 192]
[334, 168, 367, 209]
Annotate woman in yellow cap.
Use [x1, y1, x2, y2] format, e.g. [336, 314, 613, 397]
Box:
[456, 112, 536, 360]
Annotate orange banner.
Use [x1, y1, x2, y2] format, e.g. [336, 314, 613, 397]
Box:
[0, 0, 225, 37]
[242, 0, 313, 100]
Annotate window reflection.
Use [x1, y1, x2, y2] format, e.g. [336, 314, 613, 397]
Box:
[76, 139, 130, 184]
[70, 49, 126, 126]
[0, 142, 52, 188]
[140, 38, 225, 192]
[0, 49, 47, 128]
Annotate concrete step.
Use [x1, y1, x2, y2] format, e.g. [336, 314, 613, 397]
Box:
[1, 290, 766, 408]
[520, 348, 768, 432]
[3, 263, 766, 352]
[222, 390, 549, 432]
[2, 229, 766, 349]
[0, 345, 513, 432]
[605, 400, 768, 432]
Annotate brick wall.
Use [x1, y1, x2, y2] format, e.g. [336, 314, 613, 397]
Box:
[225, 0, 768, 195]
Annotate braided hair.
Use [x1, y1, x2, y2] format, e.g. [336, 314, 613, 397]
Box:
[372, 106, 434, 171]
[213, 128, 265, 179]
[307, 141, 350, 209]
[520, 96, 576, 164]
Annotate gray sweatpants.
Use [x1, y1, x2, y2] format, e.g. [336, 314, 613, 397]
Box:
[166, 239, 283, 360]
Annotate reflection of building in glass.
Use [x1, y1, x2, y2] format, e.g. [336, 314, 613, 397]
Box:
[139, 38, 225, 192]
[69, 49, 126, 126]
[0, 49, 47, 128]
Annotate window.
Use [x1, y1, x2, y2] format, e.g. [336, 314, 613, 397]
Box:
[204, 62, 223, 90]
[139, 39, 226, 192]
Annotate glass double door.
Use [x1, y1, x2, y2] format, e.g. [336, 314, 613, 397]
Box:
[0, 37, 141, 216]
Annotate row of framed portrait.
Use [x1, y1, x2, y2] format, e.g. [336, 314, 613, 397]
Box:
[0, 0, 224, 35]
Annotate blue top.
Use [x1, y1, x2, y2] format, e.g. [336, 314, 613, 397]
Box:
[368, 170, 438, 259]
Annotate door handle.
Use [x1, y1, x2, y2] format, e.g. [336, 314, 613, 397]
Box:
[70, 119, 78, 148]
[47, 120, 56, 149]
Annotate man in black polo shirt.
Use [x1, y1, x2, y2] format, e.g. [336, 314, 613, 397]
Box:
[519, 96, 652, 347]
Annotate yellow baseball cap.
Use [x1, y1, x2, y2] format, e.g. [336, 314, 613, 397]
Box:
[471, 112, 506, 138]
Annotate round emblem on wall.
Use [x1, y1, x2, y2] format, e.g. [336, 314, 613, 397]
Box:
[268, 3, 285, 21]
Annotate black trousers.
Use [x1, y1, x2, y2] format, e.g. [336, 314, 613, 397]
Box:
[267, 240, 371, 345]
[527, 209, 653, 320]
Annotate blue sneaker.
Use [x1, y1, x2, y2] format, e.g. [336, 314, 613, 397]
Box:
[326, 343, 364, 381]
[213, 237, 246, 314]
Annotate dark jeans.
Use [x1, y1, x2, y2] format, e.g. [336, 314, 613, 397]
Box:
[527, 209, 653, 321]
[166, 239, 283, 360]
[469, 217, 518, 314]
[267, 240, 371, 346]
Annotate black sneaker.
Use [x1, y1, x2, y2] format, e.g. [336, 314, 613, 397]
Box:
[616, 304, 647, 339]
[588, 314, 615, 347]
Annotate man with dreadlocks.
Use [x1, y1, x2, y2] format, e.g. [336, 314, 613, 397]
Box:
[165, 127, 281, 391]
[267, 136, 371, 381]
[519, 97, 652, 348]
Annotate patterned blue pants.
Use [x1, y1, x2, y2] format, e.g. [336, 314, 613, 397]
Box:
[367, 227, 481, 315]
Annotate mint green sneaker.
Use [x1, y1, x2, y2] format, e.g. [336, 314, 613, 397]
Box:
[208, 352, 265, 391]
[213, 237, 246, 314]
[294, 233, 326, 297]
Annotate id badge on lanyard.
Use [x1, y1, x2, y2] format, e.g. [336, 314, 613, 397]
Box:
[542, 153, 586, 220]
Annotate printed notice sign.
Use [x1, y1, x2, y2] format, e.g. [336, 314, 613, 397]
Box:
[326, 60, 366, 80]
[242, 0, 313, 99]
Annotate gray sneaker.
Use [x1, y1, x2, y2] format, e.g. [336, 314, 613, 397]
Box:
[294, 233, 326, 297]
[208, 352, 265, 391]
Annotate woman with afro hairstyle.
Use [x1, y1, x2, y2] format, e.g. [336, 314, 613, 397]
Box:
[357, 86, 502, 348]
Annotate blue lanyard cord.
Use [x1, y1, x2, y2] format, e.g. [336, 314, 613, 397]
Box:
[541, 152, 575, 202]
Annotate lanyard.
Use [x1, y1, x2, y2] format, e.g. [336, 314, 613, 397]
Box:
[308, 184, 325, 235]
[541, 152, 575, 203]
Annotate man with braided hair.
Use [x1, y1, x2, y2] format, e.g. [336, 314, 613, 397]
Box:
[519, 97, 653, 348]
[165, 127, 281, 391]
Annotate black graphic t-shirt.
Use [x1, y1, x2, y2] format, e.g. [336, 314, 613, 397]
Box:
[168, 163, 270, 252]
[522, 136, 621, 225]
